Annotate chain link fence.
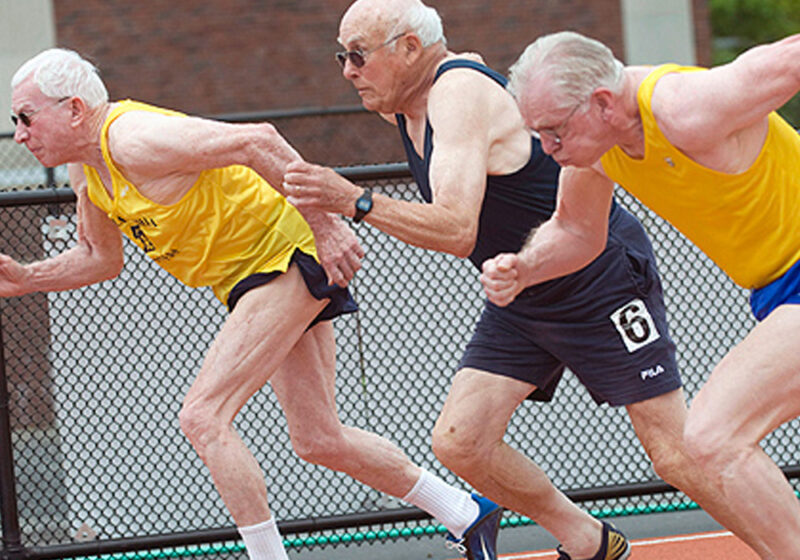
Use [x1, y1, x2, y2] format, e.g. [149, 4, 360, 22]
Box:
[1, 131, 799, 560]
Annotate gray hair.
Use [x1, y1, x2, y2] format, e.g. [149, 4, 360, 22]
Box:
[508, 31, 624, 110]
[11, 48, 108, 108]
[388, 1, 446, 49]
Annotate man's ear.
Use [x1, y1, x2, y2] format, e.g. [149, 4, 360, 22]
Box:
[593, 87, 615, 121]
[68, 96, 90, 129]
[402, 33, 423, 60]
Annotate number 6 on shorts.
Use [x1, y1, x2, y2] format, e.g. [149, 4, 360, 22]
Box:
[609, 298, 660, 353]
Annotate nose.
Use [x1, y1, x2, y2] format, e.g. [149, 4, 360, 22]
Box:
[13, 122, 29, 144]
[342, 60, 359, 80]
[540, 136, 560, 155]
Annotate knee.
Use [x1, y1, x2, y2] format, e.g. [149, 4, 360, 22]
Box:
[289, 425, 347, 469]
[682, 412, 741, 473]
[431, 417, 486, 473]
[178, 399, 225, 456]
[647, 442, 692, 488]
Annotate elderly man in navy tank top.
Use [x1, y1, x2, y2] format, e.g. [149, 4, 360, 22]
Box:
[282, 1, 748, 559]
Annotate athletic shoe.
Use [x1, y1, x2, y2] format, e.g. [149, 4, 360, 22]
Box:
[445, 493, 503, 559]
[556, 521, 631, 560]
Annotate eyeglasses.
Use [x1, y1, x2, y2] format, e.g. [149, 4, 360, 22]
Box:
[10, 96, 70, 128]
[336, 32, 406, 68]
[536, 101, 585, 145]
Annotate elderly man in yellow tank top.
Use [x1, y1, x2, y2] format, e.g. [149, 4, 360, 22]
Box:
[4, 48, 503, 560]
[479, 31, 800, 559]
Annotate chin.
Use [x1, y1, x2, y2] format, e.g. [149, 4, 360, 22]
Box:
[570, 156, 596, 168]
[557, 149, 601, 169]
[34, 152, 66, 168]
[359, 97, 382, 113]
[32, 153, 54, 167]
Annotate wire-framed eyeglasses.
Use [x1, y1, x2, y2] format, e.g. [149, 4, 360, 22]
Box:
[11, 96, 71, 128]
[536, 101, 585, 145]
[335, 33, 406, 68]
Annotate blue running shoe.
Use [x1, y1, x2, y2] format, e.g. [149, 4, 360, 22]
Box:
[556, 521, 630, 560]
[445, 493, 503, 560]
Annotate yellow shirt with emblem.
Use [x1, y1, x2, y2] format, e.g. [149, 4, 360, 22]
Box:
[84, 99, 318, 306]
[600, 64, 800, 290]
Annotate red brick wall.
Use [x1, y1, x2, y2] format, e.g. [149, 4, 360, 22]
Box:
[52, 0, 710, 165]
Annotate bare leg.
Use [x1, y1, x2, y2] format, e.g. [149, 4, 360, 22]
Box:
[432, 368, 603, 559]
[271, 318, 486, 539]
[684, 305, 800, 560]
[627, 389, 760, 553]
[269, 319, 422, 497]
[178, 264, 327, 525]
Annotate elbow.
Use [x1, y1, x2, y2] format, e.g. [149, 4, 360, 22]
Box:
[107, 254, 124, 281]
[576, 234, 606, 269]
[588, 236, 606, 262]
[451, 242, 475, 259]
[94, 245, 124, 282]
[449, 225, 478, 259]
[94, 256, 123, 283]
[244, 123, 280, 166]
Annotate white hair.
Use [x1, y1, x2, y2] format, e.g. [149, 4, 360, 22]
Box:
[388, 1, 446, 49]
[508, 31, 624, 110]
[11, 48, 108, 107]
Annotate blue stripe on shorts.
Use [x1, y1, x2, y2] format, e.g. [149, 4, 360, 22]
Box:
[750, 258, 800, 321]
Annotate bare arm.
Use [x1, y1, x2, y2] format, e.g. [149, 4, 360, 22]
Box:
[108, 112, 363, 286]
[285, 68, 498, 258]
[657, 34, 800, 149]
[481, 166, 613, 306]
[109, 112, 300, 191]
[0, 164, 124, 297]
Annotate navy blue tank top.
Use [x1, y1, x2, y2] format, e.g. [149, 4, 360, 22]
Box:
[396, 59, 621, 271]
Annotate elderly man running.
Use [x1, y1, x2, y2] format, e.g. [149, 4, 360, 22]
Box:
[283, 2, 752, 559]
[481, 31, 800, 560]
[5, 47, 500, 560]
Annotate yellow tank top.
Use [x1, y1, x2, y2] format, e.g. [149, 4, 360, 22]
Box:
[84, 100, 318, 305]
[600, 64, 800, 289]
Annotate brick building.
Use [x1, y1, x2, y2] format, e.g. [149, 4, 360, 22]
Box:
[48, 0, 711, 166]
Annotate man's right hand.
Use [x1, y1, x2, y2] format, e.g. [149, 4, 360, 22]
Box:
[480, 253, 525, 307]
[0, 254, 30, 297]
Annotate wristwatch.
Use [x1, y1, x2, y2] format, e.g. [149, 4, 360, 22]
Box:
[353, 188, 373, 223]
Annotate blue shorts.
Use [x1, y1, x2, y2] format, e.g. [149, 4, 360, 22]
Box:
[226, 249, 357, 328]
[460, 216, 681, 407]
[750, 258, 800, 321]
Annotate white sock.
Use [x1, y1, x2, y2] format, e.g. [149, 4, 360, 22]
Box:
[238, 518, 289, 560]
[402, 469, 480, 539]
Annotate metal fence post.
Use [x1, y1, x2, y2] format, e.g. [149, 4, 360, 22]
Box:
[0, 313, 24, 559]
[44, 168, 55, 189]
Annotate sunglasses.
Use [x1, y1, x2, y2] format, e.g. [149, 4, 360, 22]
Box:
[335, 32, 406, 68]
[11, 96, 70, 128]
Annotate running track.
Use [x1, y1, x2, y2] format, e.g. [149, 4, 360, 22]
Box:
[449, 531, 758, 560]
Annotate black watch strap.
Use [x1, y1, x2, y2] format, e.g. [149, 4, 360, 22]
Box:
[353, 188, 373, 223]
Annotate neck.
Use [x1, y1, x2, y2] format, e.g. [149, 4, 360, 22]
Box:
[614, 70, 646, 158]
[396, 45, 448, 120]
[74, 102, 113, 169]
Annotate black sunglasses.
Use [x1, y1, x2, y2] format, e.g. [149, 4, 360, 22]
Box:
[335, 33, 406, 68]
[10, 96, 70, 128]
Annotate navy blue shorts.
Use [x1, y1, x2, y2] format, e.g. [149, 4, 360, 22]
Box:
[460, 217, 681, 407]
[226, 249, 357, 329]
